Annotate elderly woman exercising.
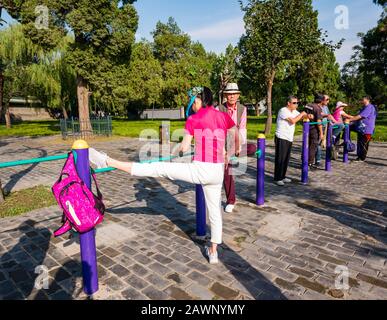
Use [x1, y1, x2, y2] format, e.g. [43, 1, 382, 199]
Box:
[89, 87, 239, 264]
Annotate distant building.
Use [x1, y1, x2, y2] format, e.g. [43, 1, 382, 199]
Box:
[140, 107, 185, 120]
[8, 96, 54, 121]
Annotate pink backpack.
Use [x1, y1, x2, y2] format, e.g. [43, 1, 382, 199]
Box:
[52, 152, 105, 237]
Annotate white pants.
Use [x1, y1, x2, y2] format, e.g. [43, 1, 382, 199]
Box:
[132, 161, 224, 244]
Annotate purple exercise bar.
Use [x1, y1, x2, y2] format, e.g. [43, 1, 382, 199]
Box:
[325, 123, 333, 172]
[74, 148, 99, 296]
[301, 121, 310, 184]
[256, 136, 265, 206]
[343, 124, 350, 164]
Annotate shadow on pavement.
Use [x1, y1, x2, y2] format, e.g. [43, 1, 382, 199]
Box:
[0, 220, 51, 300]
[108, 177, 287, 300]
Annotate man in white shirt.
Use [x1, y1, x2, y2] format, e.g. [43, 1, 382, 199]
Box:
[275, 96, 308, 186]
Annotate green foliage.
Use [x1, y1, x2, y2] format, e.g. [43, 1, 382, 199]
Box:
[212, 44, 243, 101]
[341, 5, 386, 109]
[4, 0, 140, 116]
[239, 0, 323, 133]
[0, 24, 39, 110]
[125, 41, 164, 111]
[0, 25, 76, 117]
[373, 0, 386, 6]
[152, 17, 216, 109]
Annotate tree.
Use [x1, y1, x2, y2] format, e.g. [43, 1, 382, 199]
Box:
[122, 41, 163, 115]
[341, 47, 367, 108]
[239, 0, 321, 135]
[0, 24, 40, 128]
[341, 1, 386, 109]
[361, 17, 386, 80]
[28, 38, 77, 119]
[373, 0, 386, 6]
[293, 44, 343, 104]
[152, 18, 216, 109]
[212, 44, 243, 104]
[4, 0, 139, 136]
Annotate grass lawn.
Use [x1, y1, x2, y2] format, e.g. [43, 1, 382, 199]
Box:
[0, 120, 61, 137]
[0, 112, 386, 141]
[0, 185, 57, 218]
[113, 117, 278, 140]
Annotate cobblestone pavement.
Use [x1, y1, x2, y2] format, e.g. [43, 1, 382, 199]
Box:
[0, 135, 386, 300]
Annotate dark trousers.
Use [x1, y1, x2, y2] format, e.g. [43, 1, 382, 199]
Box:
[224, 166, 236, 205]
[274, 137, 293, 182]
[309, 128, 319, 165]
[357, 133, 372, 161]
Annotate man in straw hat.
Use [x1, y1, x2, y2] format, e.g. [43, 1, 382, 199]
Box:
[218, 83, 256, 213]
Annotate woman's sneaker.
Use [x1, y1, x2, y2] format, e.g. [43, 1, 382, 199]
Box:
[283, 178, 292, 183]
[205, 246, 219, 264]
[89, 148, 109, 169]
[275, 180, 285, 186]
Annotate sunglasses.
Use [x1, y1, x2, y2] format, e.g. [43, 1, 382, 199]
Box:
[291, 102, 299, 105]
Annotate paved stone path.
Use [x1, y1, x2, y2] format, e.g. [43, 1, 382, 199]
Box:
[0, 135, 386, 300]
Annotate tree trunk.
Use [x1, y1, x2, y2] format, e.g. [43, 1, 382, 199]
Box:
[264, 71, 275, 136]
[5, 102, 11, 129]
[77, 75, 92, 138]
[62, 105, 69, 120]
[255, 101, 260, 117]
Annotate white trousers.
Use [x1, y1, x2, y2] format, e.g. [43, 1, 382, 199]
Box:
[132, 161, 224, 244]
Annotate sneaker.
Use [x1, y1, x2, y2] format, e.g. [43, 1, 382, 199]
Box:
[309, 164, 317, 171]
[275, 180, 285, 186]
[89, 148, 109, 169]
[283, 178, 292, 183]
[224, 204, 235, 213]
[314, 162, 322, 167]
[205, 246, 219, 265]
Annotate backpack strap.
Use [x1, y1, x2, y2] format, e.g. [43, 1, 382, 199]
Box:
[90, 169, 103, 200]
[56, 152, 74, 180]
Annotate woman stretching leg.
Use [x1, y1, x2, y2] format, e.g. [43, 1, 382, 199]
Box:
[89, 87, 239, 264]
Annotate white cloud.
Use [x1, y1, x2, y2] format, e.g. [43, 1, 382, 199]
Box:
[187, 17, 245, 41]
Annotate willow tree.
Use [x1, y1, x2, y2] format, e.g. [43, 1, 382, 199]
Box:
[0, 24, 38, 128]
[239, 0, 321, 135]
[28, 36, 77, 119]
[4, 0, 139, 136]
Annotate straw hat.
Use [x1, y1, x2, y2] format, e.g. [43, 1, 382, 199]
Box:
[223, 83, 241, 94]
[336, 101, 348, 109]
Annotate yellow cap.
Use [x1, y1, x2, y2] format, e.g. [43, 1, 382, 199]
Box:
[72, 140, 89, 150]
[258, 134, 266, 139]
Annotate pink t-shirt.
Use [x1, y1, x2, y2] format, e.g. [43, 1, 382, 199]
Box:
[185, 106, 236, 163]
[333, 109, 344, 123]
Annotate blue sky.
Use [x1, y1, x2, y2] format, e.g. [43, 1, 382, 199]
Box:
[1, 0, 384, 67]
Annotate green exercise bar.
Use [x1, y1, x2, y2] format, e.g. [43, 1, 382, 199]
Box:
[0, 149, 252, 173]
[307, 121, 350, 127]
[0, 154, 68, 169]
